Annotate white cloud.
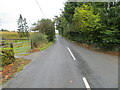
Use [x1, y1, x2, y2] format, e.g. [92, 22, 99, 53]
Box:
[0, 0, 65, 31]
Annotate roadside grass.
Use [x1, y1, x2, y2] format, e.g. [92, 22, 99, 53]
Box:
[39, 42, 53, 51]
[17, 53, 30, 56]
[31, 42, 53, 53]
[1, 58, 31, 84]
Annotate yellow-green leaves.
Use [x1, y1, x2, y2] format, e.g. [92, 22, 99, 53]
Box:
[74, 4, 100, 32]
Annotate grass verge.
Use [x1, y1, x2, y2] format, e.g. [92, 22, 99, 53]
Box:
[31, 42, 53, 53]
[39, 42, 53, 51]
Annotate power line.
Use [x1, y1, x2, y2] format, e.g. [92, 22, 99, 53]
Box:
[35, 0, 46, 18]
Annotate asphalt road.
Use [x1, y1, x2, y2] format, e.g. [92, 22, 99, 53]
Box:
[3, 35, 118, 88]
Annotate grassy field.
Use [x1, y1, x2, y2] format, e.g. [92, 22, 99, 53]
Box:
[2, 31, 19, 39]
[1, 31, 33, 39]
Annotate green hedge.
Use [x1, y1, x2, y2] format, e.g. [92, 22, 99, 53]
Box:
[1, 48, 15, 66]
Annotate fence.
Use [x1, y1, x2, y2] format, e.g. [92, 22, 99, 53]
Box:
[13, 40, 31, 55]
[1, 39, 32, 55]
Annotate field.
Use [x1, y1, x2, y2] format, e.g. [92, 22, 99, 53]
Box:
[2, 31, 19, 39]
[1, 31, 33, 39]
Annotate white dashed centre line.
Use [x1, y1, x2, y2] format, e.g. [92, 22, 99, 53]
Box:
[67, 47, 76, 60]
[82, 77, 91, 90]
[67, 47, 91, 89]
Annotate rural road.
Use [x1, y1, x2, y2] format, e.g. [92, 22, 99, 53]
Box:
[3, 35, 118, 88]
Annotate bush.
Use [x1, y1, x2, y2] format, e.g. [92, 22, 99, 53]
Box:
[1, 48, 15, 66]
[31, 33, 48, 48]
[32, 19, 55, 42]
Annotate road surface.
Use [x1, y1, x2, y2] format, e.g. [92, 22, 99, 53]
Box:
[3, 35, 118, 88]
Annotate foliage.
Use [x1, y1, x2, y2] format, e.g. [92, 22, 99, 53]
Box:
[56, 16, 68, 36]
[39, 42, 53, 51]
[1, 48, 15, 66]
[56, 2, 119, 52]
[74, 4, 101, 32]
[31, 33, 48, 48]
[64, 2, 78, 23]
[32, 19, 55, 42]
[17, 14, 30, 38]
[0, 29, 9, 31]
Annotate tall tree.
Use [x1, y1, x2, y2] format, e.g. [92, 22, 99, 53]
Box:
[17, 14, 30, 38]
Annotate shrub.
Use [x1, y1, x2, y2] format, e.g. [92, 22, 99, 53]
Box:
[1, 48, 15, 66]
[32, 19, 55, 42]
[31, 33, 48, 48]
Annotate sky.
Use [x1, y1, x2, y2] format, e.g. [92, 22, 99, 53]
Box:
[0, 0, 66, 31]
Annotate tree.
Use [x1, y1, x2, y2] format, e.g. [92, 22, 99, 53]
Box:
[56, 2, 119, 51]
[17, 14, 30, 38]
[74, 4, 101, 32]
[55, 15, 68, 36]
[0, 29, 9, 31]
[92, 2, 120, 46]
[64, 2, 77, 24]
[33, 19, 55, 41]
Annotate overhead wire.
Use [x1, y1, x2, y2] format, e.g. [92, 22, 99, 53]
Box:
[35, 0, 46, 18]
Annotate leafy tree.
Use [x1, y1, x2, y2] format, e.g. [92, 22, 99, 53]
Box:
[92, 2, 120, 46]
[56, 2, 119, 51]
[74, 4, 101, 32]
[64, 2, 77, 24]
[33, 19, 55, 41]
[55, 15, 67, 36]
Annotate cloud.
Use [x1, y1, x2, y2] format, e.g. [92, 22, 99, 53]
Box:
[0, 0, 65, 31]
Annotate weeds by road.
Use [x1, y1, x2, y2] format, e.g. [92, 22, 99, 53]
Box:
[1, 58, 31, 84]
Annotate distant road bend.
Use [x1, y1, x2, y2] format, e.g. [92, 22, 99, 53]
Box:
[4, 35, 118, 88]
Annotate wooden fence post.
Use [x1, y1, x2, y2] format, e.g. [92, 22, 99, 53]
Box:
[31, 39, 32, 49]
[10, 43, 13, 48]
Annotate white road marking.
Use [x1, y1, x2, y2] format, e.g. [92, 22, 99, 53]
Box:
[67, 47, 76, 60]
[82, 77, 91, 90]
